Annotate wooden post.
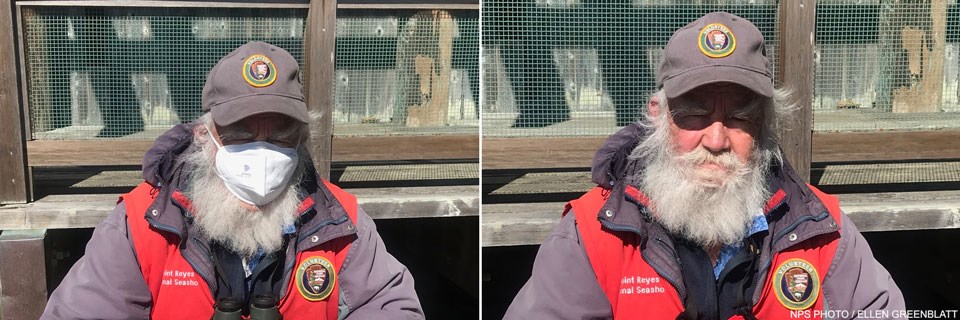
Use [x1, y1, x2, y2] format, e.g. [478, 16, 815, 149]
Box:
[304, 0, 337, 180]
[775, 0, 816, 181]
[404, 10, 455, 127]
[891, 0, 946, 113]
[0, 0, 29, 204]
[0, 229, 48, 319]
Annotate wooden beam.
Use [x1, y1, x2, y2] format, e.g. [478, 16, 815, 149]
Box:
[26, 140, 154, 167]
[483, 129, 960, 170]
[481, 202, 567, 247]
[482, 190, 960, 247]
[775, 0, 817, 181]
[811, 130, 960, 163]
[482, 137, 603, 170]
[0, 0, 29, 204]
[352, 185, 478, 219]
[304, 0, 337, 180]
[0, 186, 478, 230]
[26, 135, 478, 166]
[0, 229, 48, 318]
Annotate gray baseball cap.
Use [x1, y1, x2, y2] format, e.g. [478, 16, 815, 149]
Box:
[657, 11, 773, 99]
[201, 41, 310, 126]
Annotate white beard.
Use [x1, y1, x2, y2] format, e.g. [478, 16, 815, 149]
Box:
[180, 136, 304, 257]
[630, 112, 772, 248]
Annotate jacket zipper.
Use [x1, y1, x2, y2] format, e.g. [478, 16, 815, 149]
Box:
[751, 199, 786, 303]
[642, 236, 685, 302]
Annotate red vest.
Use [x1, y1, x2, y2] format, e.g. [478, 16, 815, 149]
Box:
[567, 185, 843, 319]
[121, 181, 358, 320]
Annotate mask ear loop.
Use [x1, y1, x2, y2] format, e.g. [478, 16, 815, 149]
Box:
[205, 124, 225, 149]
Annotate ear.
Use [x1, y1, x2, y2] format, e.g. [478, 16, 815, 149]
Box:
[648, 94, 662, 118]
[193, 123, 209, 139]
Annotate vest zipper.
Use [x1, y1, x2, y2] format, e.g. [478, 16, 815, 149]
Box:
[188, 237, 216, 292]
[641, 236, 685, 302]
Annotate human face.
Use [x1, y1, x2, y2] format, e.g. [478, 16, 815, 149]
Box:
[660, 83, 763, 167]
[210, 113, 303, 148]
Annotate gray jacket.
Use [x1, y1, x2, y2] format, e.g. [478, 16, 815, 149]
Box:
[42, 124, 424, 319]
[505, 123, 905, 319]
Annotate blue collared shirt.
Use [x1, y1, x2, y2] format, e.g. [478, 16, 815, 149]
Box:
[243, 223, 298, 286]
[713, 212, 768, 279]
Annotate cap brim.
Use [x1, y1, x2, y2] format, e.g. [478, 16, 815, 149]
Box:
[210, 94, 310, 126]
[662, 66, 773, 99]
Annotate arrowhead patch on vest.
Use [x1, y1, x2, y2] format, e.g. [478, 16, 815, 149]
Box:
[296, 256, 336, 301]
[773, 258, 819, 310]
[242, 54, 277, 88]
[698, 23, 736, 58]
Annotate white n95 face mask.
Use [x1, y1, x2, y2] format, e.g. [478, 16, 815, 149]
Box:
[207, 128, 299, 206]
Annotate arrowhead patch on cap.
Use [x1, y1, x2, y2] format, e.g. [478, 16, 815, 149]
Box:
[242, 54, 277, 88]
[698, 23, 736, 58]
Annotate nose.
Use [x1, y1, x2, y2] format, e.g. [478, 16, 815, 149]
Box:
[701, 120, 731, 153]
[252, 118, 271, 142]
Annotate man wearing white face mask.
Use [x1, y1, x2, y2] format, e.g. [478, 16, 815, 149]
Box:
[42, 41, 425, 319]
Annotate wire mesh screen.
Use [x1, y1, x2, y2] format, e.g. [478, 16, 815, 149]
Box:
[335, 10, 479, 135]
[481, 1, 779, 137]
[23, 7, 478, 140]
[814, 0, 960, 132]
[23, 7, 307, 139]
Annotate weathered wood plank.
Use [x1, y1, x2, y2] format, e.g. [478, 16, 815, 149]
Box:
[482, 190, 960, 247]
[27, 135, 479, 166]
[481, 203, 567, 247]
[812, 130, 960, 163]
[0, 0, 29, 204]
[304, 0, 336, 179]
[0, 229, 48, 319]
[0, 186, 478, 230]
[402, 10, 454, 127]
[775, 0, 816, 181]
[482, 130, 960, 170]
[353, 185, 478, 219]
[482, 137, 603, 170]
[30, 163, 479, 189]
[488, 161, 960, 195]
[333, 135, 480, 162]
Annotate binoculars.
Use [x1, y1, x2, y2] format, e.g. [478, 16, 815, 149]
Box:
[212, 294, 281, 320]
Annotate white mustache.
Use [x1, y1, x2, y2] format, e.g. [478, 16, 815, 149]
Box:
[674, 147, 753, 187]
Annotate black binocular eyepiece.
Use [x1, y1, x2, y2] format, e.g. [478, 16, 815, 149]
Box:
[212, 294, 280, 320]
